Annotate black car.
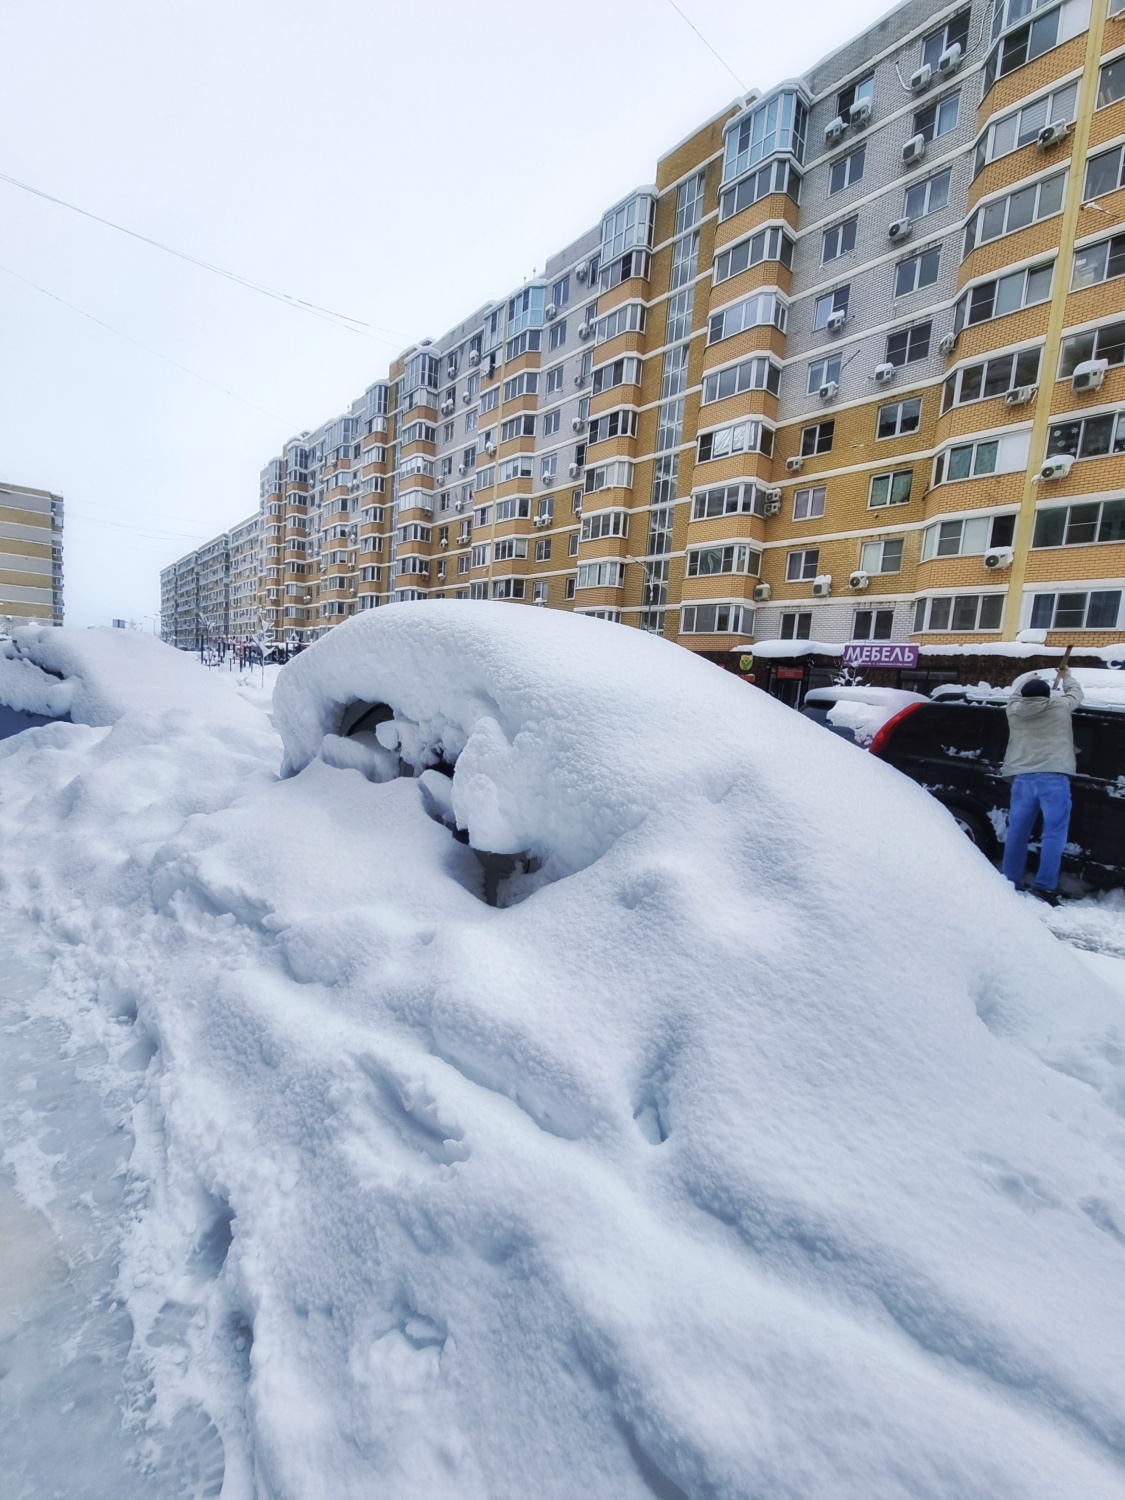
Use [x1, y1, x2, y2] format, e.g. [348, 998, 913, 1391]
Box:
[870, 694, 1125, 890]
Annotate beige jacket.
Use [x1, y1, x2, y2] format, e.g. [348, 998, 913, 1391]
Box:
[1001, 677, 1084, 777]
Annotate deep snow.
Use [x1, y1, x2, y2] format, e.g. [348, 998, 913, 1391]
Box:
[1, 611, 1125, 1499]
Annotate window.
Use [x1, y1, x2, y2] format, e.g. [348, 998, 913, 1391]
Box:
[691, 483, 768, 519]
[401, 421, 437, 445]
[714, 227, 794, 283]
[697, 419, 773, 463]
[496, 496, 532, 522]
[800, 421, 834, 456]
[474, 504, 492, 527]
[500, 414, 536, 442]
[549, 320, 567, 351]
[552, 275, 571, 309]
[913, 593, 1005, 631]
[719, 157, 800, 220]
[592, 356, 642, 394]
[933, 429, 1030, 484]
[535, 537, 552, 562]
[508, 285, 545, 336]
[904, 169, 951, 221]
[493, 538, 529, 562]
[541, 454, 557, 482]
[886, 322, 932, 366]
[681, 603, 750, 634]
[1098, 56, 1125, 109]
[869, 470, 914, 507]
[1046, 409, 1125, 460]
[941, 348, 1041, 410]
[913, 92, 959, 143]
[1029, 589, 1122, 629]
[545, 366, 563, 395]
[564, 577, 576, 599]
[723, 91, 808, 181]
[584, 461, 633, 495]
[877, 398, 922, 439]
[807, 355, 842, 393]
[595, 303, 647, 343]
[707, 291, 787, 343]
[577, 560, 624, 589]
[786, 548, 820, 581]
[542, 410, 561, 438]
[922, 513, 1017, 560]
[442, 422, 454, 443]
[586, 410, 636, 445]
[954, 263, 1053, 332]
[503, 371, 539, 401]
[480, 386, 499, 413]
[977, 82, 1077, 172]
[1033, 498, 1125, 547]
[859, 538, 904, 574]
[968, 174, 1067, 261]
[492, 578, 525, 600]
[894, 248, 940, 297]
[702, 357, 780, 404]
[837, 72, 874, 118]
[685, 544, 761, 576]
[599, 249, 651, 291]
[505, 330, 542, 360]
[1071, 232, 1125, 291]
[497, 456, 533, 482]
[471, 543, 490, 569]
[829, 146, 865, 194]
[813, 286, 850, 330]
[922, 10, 970, 71]
[602, 195, 655, 259]
[984, 3, 1063, 92]
[779, 612, 812, 640]
[532, 580, 548, 604]
[581, 510, 628, 541]
[823, 218, 857, 262]
[853, 608, 896, 640]
[1059, 319, 1125, 377]
[676, 171, 707, 234]
[793, 485, 826, 520]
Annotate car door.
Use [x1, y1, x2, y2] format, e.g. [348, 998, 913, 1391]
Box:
[1069, 711, 1125, 886]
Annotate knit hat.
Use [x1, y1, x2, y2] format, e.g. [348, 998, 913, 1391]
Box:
[1020, 678, 1051, 697]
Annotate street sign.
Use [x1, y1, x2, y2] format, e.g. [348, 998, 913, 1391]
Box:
[842, 642, 919, 668]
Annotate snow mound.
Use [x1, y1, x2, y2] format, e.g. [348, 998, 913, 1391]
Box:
[2, 601, 1125, 1498]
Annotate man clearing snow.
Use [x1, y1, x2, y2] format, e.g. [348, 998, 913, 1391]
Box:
[1001, 666, 1083, 904]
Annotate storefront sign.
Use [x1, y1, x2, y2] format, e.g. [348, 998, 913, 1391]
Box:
[775, 666, 805, 680]
[738, 654, 754, 673]
[842, 642, 919, 668]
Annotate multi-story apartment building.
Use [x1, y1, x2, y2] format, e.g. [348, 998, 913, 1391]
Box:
[163, 0, 1125, 665]
[160, 519, 253, 648]
[1, 481, 63, 630]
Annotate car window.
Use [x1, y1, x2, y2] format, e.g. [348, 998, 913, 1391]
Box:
[886, 704, 1008, 764]
[1073, 713, 1125, 782]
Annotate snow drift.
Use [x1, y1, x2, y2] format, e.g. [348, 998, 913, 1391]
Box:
[2, 603, 1125, 1499]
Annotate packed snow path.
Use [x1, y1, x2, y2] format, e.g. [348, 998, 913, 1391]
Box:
[1, 610, 1125, 1500]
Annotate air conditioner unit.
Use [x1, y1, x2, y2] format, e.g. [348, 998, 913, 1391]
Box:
[786, 455, 804, 473]
[849, 99, 872, 128]
[938, 331, 957, 354]
[819, 380, 839, 401]
[849, 570, 870, 590]
[468, 350, 480, 366]
[462, 391, 472, 404]
[874, 362, 896, 383]
[568, 462, 582, 478]
[826, 309, 847, 333]
[938, 42, 963, 75]
[902, 133, 926, 164]
[572, 417, 587, 432]
[1038, 121, 1068, 150]
[454, 499, 466, 511]
[910, 63, 932, 92]
[984, 547, 1014, 570]
[578, 322, 594, 340]
[545, 303, 558, 320]
[484, 441, 496, 456]
[811, 574, 833, 597]
[888, 216, 912, 241]
[575, 263, 589, 282]
[533, 515, 547, 528]
[763, 498, 782, 517]
[764, 487, 782, 505]
[574, 373, 586, 386]
[825, 115, 847, 145]
[753, 582, 772, 602]
[1005, 385, 1038, 406]
[1072, 358, 1109, 393]
[458, 464, 467, 475]
[441, 400, 454, 415]
[1038, 455, 1074, 481]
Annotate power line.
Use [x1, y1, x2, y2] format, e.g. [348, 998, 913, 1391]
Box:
[663, 0, 748, 94]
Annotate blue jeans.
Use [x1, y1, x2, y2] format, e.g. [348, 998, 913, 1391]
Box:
[1002, 773, 1072, 891]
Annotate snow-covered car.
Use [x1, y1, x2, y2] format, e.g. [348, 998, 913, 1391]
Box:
[800, 685, 930, 747]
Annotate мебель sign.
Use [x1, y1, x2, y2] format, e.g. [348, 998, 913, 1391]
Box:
[842, 642, 919, 667]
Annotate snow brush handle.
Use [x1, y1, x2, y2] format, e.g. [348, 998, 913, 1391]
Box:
[1053, 644, 1073, 688]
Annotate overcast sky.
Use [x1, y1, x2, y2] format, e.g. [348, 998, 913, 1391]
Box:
[1, 0, 896, 628]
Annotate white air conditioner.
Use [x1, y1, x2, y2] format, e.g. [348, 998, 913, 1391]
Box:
[811, 574, 833, 597]
[888, 217, 912, 241]
[572, 417, 586, 432]
[484, 441, 496, 456]
[910, 63, 932, 92]
[819, 380, 839, 401]
[1038, 121, 1068, 150]
[763, 498, 782, 517]
[825, 116, 847, 144]
[849, 99, 872, 128]
[457, 464, 467, 475]
[874, 362, 896, 384]
[568, 462, 582, 478]
[575, 263, 588, 282]
[826, 309, 847, 333]
[1005, 385, 1038, 406]
[462, 391, 472, 404]
[574, 373, 586, 386]
[938, 42, 962, 75]
[764, 487, 782, 505]
[984, 547, 1014, 570]
[938, 331, 957, 354]
[786, 455, 804, 474]
[578, 322, 594, 339]
[454, 499, 466, 511]
[1072, 358, 1109, 393]
[753, 582, 772, 602]
[468, 350, 480, 366]
[439, 538, 449, 549]
[849, 570, 870, 590]
[441, 400, 454, 415]
[533, 515, 549, 528]
[545, 303, 558, 320]
[902, 133, 926, 164]
[1038, 454, 1074, 481]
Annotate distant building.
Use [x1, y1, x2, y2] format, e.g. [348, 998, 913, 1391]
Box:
[0, 481, 63, 631]
[160, 515, 261, 649]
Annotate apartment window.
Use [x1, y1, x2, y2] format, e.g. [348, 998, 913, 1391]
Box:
[707, 291, 787, 343]
[685, 544, 761, 577]
[493, 538, 529, 562]
[859, 538, 904, 574]
[786, 548, 820, 581]
[1029, 589, 1122, 630]
[933, 429, 1030, 484]
[914, 92, 959, 143]
[568, 534, 579, 558]
[894, 248, 940, 297]
[913, 593, 1005, 631]
[549, 320, 567, 351]
[584, 460, 633, 495]
[581, 509, 628, 541]
[670, 231, 700, 291]
[676, 171, 707, 234]
[599, 248, 651, 291]
[545, 365, 563, 394]
[577, 560, 625, 589]
[954, 263, 1053, 333]
[681, 603, 749, 634]
[506, 330, 542, 360]
[442, 422, 454, 443]
[503, 371, 539, 401]
[697, 418, 773, 463]
[922, 10, 970, 71]
[829, 146, 865, 194]
[587, 409, 638, 444]
[666, 288, 694, 343]
[877, 398, 922, 438]
[799, 420, 834, 456]
[779, 611, 812, 640]
[552, 274, 571, 309]
[886, 322, 932, 366]
[984, 3, 1064, 93]
[1071, 232, 1125, 292]
[1046, 409, 1125, 460]
[941, 348, 1041, 410]
[492, 578, 525, 600]
[823, 218, 857, 262]
[691, 483, 767, 519]
[474, 503, 492, 526]
[853, 608, 895, 640]
[723, 91, 808, 181]
[591, 356, 642, 394]
[1033, 498, 1125, 549]
[541, 454, 558, 483]
[714, 226, 794, 283]
[869, 470, 913, 507]
[793, 485, 826, 520]
[702, 357, 780, 404]
[719, 157, 801, 220]
[496, 496, 532, 521]
[1059, 319, 1125, 377]
[837, 72, 874, 117]
[1098, 56, 1125, 108]
[977, 82, 1077, 172]
[904, 168, 951, 220]
[813, 286, 850, 330]
[497, 456, 533, 482]
[480, 386, 499, 413]
[542, 410, 561, 438]
[500, 414, 536, 442]
[534, 537, 552, 562]
[471, 543, 490, 568]
[964, 173, 1066, 258]
[596, 303, 647, 343]
[807, 355, 842, 393]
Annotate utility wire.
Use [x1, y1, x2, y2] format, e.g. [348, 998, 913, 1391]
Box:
[664, 0, 748, 94]
[0, 169, 403, 347]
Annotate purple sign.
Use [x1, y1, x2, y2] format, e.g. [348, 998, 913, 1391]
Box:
[843, 642, 919, 668]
